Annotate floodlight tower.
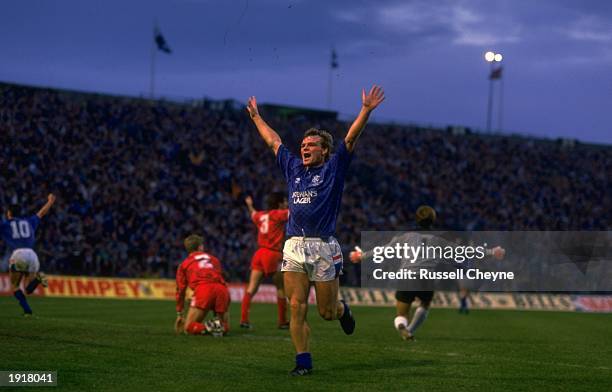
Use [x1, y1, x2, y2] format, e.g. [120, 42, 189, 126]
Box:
[485, 51, 503, 132]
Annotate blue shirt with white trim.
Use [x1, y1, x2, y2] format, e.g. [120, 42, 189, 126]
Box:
[277, 141, 352, 237]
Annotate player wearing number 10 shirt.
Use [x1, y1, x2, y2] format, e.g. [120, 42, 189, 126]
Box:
[240, 192, 290, 329]
[1, 194, 56, 315]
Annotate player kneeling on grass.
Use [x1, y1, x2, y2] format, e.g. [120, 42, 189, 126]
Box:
[240, 193, 290, 329]
[175, 234, 230, 336]
[2, 194, 56, 316]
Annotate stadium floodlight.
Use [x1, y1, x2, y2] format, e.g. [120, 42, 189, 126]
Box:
[484, 50, 504, 132]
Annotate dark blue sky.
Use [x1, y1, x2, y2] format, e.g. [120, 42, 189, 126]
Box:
[2, 0, 611, 144]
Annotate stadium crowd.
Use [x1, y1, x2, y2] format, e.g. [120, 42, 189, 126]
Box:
[1, 83, 610, 284]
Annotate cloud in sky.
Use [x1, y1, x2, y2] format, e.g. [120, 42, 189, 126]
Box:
[565, 14, 612, 42]
[335, 1, 522, 46]
[1, 0, 611, 143]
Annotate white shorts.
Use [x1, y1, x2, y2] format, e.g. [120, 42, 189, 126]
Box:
[9, 248, 40, 273]
[281, 237, 343, 282]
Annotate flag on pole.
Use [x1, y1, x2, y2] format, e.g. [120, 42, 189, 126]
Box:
[154, 26, 172, 54]
[331, 48, 338, 69]
[489, 66, 503, 80]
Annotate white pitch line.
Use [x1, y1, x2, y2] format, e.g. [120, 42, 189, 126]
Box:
[395, 347, 611, 371]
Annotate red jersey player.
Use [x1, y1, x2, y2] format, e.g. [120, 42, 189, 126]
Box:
[175, 234, 230, 336]
[240, 192, 289, 329]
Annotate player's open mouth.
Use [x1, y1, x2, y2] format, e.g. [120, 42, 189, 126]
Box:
[303, 153, 311, 159]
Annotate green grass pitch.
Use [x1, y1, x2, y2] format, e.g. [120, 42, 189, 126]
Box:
[1, 297, 610, 391]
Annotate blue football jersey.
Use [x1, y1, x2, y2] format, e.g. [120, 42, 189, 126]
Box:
[0, 215, 40, 251]
[277, 142, 352, 237]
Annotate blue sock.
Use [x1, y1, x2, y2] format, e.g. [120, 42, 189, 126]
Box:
[296, 352, 312, 369]
[26, 278, 40, 294]
[14, 289, 32, 314]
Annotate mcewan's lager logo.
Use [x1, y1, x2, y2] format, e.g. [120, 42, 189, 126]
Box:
[292, 190, 317, 204]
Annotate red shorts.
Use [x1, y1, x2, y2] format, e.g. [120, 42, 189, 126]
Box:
[190, 283, 230, 314]
[251, 247, 283, 277]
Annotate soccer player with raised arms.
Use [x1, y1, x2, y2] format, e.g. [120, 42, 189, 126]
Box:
[1, 194, 56, 315]
[246, 85, 385, 375]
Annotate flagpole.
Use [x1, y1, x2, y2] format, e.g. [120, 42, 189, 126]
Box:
[327, 47, 337, 110]
[150, 20, 157, 99]
[486, 61, 494, 132]
[327, 65, 333, 109]
[497, 71, 504, 131]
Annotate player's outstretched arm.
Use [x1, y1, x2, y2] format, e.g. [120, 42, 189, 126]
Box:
[174, 263, 188, 334]
[36, 194, 56, 219]
[344, 85, 385, 152]
[487, 246, 506, 260]
[245, 196, 257, 216]
[246, 96, 282, 155]
[174, 285, 186, 334]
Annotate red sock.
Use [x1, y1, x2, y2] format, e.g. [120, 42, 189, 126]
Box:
[186, 322, 205, 335]
[277, 297, 287, 324]
[241, 292, 252, 323]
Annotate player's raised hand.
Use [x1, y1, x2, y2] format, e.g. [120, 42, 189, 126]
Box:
[246, 96, 260, 119]
[349, 250, 363, 264]
[245, 196, 253, 206]
[362, 85, 385, 112]
[492, 246, 505, 260]
[37, 193, 57, 218]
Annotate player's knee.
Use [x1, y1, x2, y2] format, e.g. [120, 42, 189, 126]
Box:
[318, 306, 335, 321]
[247, 283, 259, 296]
[289, 298, 307, 316]
[321, 312, 334, 321]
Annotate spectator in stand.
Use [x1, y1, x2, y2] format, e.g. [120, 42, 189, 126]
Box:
[1, 83, 609, 285]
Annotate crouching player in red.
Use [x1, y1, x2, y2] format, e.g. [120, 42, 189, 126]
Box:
[175, 234, 230, 336]
[240, 193, 290, 329]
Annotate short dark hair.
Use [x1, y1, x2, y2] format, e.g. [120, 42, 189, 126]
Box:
[184, 234, 204, 253]
[7, 204, 21, 217]
[303, 128, 333, 160]
[415, 205, 436, 229]
[266, 192, 286, 210]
